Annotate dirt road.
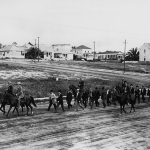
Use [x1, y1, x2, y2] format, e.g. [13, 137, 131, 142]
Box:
[0, 102, 150, 150]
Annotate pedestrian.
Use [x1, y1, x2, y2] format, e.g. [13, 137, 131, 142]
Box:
[57, 90, 65, 112]
[47, 90, 57, 112]
[94, 87, 100, 107]
[101, 87, 106, 108]
[106, 88, 111, 106]
[75, 89, 84, 111]
[88, 88, 95, 109]
[82, 89, 88, 108]
[141, 85, 146, 103]
[147, 85, 150, 103]
[135, 86, 140, 104]
[66, 87, 72, 109]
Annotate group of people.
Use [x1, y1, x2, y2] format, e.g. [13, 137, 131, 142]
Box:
[47, 78, 150, 112]
[3, 78, 150, 113]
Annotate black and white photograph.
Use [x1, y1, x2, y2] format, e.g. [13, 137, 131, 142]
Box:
[0, 0, 150, 149]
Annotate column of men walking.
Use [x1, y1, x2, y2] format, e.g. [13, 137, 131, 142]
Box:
[47, 79, 150, 113]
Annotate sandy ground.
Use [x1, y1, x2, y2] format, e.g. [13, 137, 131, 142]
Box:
[0, 102, 150, 150]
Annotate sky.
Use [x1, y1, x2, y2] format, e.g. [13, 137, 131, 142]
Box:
[0, 0, 150, 52]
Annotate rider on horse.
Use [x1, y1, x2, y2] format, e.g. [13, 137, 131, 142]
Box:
[16, 82, 24, 108]
[6, 81, 15, 96]
[78, 77, 85, 94]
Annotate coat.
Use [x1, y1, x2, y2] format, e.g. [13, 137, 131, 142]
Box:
[57, 93, 63, 103]
[49, 92, 57, 104]
[66, 90, 72, 101]
[141, 88, 146, 96]
[147, 89, 150, 96]
[130, 87, 135, 95]
[7, 85, 14, 95]
[135, 89, 140, 96]
[16, 86, 24, 98]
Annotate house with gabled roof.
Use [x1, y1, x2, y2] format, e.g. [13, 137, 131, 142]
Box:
[42, 44, 73, 60]
[0, 45, 28, 59]
[139, 43, 150, 62]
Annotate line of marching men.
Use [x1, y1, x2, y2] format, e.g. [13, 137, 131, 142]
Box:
[47, 79, 150, 112]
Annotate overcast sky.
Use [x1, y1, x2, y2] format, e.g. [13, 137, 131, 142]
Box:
[0, 0, 150, 52]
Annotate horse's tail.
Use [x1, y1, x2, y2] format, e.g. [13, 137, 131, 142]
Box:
[30, 96, 37, 107]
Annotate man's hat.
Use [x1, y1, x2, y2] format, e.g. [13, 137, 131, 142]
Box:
[17, 82, 21, 85]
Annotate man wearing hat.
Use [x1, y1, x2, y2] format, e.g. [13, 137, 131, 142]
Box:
[75, 88, 84, 111]
[16, 82, 24, 108]
[6, 81, 15, 96]
[57, 90, 65, 112]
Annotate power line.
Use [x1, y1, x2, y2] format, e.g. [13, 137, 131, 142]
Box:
[0, 15, 150, 36]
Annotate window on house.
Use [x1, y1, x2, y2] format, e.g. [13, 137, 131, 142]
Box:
[3, 53, 5, 56]
[144, 49, 146, 53]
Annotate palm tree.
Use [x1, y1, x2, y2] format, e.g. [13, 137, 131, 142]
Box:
[125, 47, 139, 61]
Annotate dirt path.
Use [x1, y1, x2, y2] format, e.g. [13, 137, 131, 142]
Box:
[0, 102, 150, 150]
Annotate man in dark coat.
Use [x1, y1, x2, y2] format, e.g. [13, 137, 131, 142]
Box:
[101, 87, 106, 108]
[66, 88, 72, 109]
[147, 85, 150, 103]
[130, 84, 135, 95]
[6, 81, 14, 96]
[94, 87, 100, 107]
[75, 89, 84, 111]
[141, 85, 146, 103]
[57, 90, 65, 112]
[82, 89, 88, 108]
[135, 86, 140, 104]
[88, 88, 95, 109]
[123, 81, 130, 95]
[78, 78, 84, 93]
[107, 88, 111, 106]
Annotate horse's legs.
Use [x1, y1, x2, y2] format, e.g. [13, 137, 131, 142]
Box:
[120, 105, 122, 114]
[29, 105, 33, 114]
[22, 106, 23, 113]
[15, 107, 19, 116]
[12, 107, 15, 113]
[6, 105, 12, 117]
[123, 104, 127, 114]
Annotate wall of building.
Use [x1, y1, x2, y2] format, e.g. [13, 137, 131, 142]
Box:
[0, 51, 25, 58]
[139, 44, 150, 61]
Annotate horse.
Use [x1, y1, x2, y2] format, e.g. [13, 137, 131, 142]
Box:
[0, 92, 19, 117]
[12, 95, 37, 115]
[115, 86, 136, 114]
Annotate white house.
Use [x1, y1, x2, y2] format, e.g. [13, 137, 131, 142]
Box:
[72, 45, 92, 56]
[139, 43, 150, 62]
[43, 44, 73, 60]
[0, 45, 27, 59]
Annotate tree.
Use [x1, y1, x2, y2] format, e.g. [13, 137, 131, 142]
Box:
[25, 47, 44, 59]
[125, 48, 139, 61]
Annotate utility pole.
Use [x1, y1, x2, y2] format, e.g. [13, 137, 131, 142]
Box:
[38, 37, 40, 62]
[35, 39, 36, 60]
[123, 39, 127, 73]
[94, 41, 95, 61]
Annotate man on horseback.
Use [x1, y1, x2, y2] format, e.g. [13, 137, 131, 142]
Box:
[78, 77, 84, 93]
[16, 82, 24, 108]
[6, 81, 15, 96]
